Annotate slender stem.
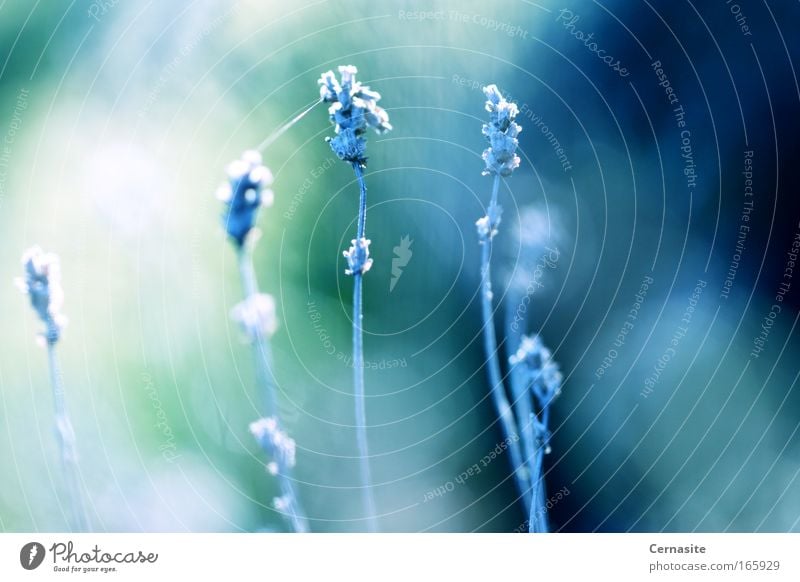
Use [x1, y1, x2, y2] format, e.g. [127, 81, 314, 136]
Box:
[505, 298, 538, 520]
[353, 163, 368, 239]
[509, 363, 534, 509]
[47, 341, 89, 532]
[479, 174, 531, 514]
[237, 245, 309, 533]
[529, 405, 550, 533]
[351, 163, 378, 532]
[237, 247, 277, 417]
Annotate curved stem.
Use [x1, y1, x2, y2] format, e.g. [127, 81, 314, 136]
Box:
[479, 175, 531, 516]
[47, 341, 89, 532]
[351, 163, 378, 532]
[237, 246, 309, 533]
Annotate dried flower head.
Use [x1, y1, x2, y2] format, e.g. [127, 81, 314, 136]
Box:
[343, 238, 373, 276]
[509, 334, 562, 405]
[16, 246, 67, 344]
[481, 85, 522, 177]
[217, 150, 274, 247]
[250, 416, 297, 470]
[231, 293, 278, 340]
[318, 65, 392, 164]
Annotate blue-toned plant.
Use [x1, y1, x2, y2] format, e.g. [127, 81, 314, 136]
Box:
[477, 86, 564, 532]
[317, 65, 391, 532]
[475, 85, 530, 514]
[16, 246, 89, 532]
[218, 150, 309, 532]
[509, 335, 562, 533]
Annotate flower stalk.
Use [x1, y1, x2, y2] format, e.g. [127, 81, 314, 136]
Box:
[318, 65, 390, 532]
[17, 246, 89, 532]
[509, 335, 562, 533]
[476, 85, 531, 512]
[219, 150, 309, 532]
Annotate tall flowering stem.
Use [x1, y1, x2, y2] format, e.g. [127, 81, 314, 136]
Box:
[219, 151, 309, 532]
[318, 65, 391, 532]
[476, 85, 531, 513]
[509, 335, 562, 533]
[17, 247, 89, 532]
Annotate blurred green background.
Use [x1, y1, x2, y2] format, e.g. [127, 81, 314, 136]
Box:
[1, 0, 799, 532]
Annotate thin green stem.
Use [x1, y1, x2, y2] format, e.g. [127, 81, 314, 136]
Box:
[237, 245, 309, 533]
[47, 340, 89, 532]
[479, 174, 531, 515]
[351, 163, 378, 532]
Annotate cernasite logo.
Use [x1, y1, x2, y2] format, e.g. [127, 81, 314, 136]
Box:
[20, 542, 46, 570]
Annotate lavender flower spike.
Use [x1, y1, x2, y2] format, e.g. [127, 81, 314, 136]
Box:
[481, 84, 522, 177]
[218, 152, 309, 532]
[509, 334, 563, 409]
[318, 65, 392, 165]
[217, 150, 274, 247]
[16, 246, 67, 344]
[16, 246, 89, 532]
[250, 416, 307, 532]
[250, 417, 297, 473]
[475, 85, 531, 517]
[509, 334, 562, 533]
[318, 65, 392, 531]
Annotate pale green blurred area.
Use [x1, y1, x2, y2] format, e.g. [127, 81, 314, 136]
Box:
[1, 0, 799, 533]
